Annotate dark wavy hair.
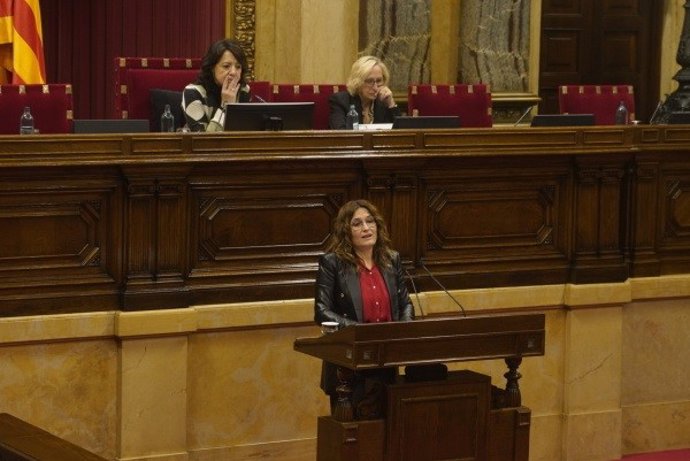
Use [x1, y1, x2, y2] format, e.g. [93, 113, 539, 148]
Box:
[196, 38, 249, 106]
[326, 199, 394, 269]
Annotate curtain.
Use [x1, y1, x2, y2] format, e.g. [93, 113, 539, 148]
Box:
[40, 0, 225, 119]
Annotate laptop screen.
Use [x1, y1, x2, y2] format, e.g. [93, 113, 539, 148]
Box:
[224, 102, 315, 131]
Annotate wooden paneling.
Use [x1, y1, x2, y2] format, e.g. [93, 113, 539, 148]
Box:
[0, 127, 690, 314]
[0, 167, 122, 315]
[386, 371, 490, 461]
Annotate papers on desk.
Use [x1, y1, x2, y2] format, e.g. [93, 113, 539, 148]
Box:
[357, 123, 393, 131]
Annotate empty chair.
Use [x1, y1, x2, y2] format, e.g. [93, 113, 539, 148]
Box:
[0, 84, 73, 134]
[114, 57, 200, 130]
[558, 85, 635, 125]
[407, 84, 493, 128]
[271, 84, 347, 129]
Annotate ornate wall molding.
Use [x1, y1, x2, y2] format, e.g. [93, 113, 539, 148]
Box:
[231, 0, 257, 81]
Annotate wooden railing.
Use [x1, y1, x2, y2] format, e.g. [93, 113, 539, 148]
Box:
[1, 125, 690, 315]
[0, 413, 106, 460]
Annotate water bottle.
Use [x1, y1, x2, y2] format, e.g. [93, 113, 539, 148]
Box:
[615, 101, 629, 125]
[346, 104, 359, 130]
[160, 104, 175, 132]
[19, 106, 34, 134]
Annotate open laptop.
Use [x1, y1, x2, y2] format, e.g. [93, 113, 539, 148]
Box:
[392, 116, 461, 129]
[530, 114, 595, 127]
[73, 119, 150, 133]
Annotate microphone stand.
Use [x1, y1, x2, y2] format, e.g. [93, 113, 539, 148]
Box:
[419, 260, 467, 317]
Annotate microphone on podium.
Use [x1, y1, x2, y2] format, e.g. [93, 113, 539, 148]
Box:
[404, 267, 425, 319]
[419, 258, 467, 317]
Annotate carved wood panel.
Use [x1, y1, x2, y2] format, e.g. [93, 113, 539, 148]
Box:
[186, 164, 361, 301]
[417, 159, 571, 288]
[386, 371, 490, 461]
[0, 171, 121, 314]
[658, 165, 690, 275]
[571, 157, 629, 283]
[0, 129, 690, 313]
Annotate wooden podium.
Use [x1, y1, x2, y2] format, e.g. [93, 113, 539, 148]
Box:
[294, 314, 545, 461]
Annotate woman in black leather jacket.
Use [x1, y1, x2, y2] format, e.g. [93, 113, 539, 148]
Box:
[314, 199, 414, 415]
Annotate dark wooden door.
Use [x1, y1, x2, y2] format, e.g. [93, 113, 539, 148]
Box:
[539, 0, 664, 122]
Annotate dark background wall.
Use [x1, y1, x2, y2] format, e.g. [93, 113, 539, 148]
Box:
[41, 0, 225, 119]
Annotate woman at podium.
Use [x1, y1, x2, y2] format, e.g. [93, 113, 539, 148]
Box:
[314, 199, 414, 415]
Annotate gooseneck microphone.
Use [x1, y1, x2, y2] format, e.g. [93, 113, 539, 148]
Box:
[513, 106, 533, 126]
[404, 267, 425, 319]
[419, 259, 467, 317]
[253, 93, 268, 103]
[649, 98, 665, 125]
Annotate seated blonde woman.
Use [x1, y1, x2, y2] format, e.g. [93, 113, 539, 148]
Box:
[328, 55, 401, 129]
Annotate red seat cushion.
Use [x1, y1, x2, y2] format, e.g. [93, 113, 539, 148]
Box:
[271, 84, 347, 129]
[558, 85, 636, 125]
[0, 84, 73, 134]
[407, 84, 493, 128]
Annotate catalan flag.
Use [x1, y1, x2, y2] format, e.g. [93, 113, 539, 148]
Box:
[0, 0, 46, 84]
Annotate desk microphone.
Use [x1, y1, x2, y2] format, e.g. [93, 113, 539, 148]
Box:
[419, 259, 467, 317]
[513, 107, 533, 126]
[649, 98, 666, 125]
[253, 93, 268, 103]
[404, 267, 425, 319]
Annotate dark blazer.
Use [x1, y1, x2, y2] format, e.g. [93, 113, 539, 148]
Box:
[328, 91, 401, 129]
[314, 251, 415, 394]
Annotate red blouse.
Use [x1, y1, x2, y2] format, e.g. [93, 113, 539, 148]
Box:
[359, 264, 392, 323]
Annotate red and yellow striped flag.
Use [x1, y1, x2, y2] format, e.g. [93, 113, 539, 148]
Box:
[0, 0, 46, 84]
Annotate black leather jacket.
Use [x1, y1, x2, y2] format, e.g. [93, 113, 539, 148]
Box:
[314, 251, 415, 394]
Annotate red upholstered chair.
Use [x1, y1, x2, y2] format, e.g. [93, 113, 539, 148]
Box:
[250, 80, 272, 102]
[407, 84, 493, 128]
[0, 84, 73, 134]
[558, 85, 636, 125]
[114, 57, 201, 129]
[271, 84, 347, 129]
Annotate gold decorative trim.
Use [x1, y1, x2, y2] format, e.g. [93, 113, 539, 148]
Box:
[232, 0, 256, 81]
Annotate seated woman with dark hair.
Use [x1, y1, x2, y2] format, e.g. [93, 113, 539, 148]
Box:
[182, 38, 252, 132]
[328, 56, 401, 129]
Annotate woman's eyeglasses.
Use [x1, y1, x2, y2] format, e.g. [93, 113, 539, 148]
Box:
[351, 216, 377, 231]
[363, 78, 384, 87]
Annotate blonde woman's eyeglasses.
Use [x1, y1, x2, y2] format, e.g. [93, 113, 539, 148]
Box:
[363, 78, 384, 87]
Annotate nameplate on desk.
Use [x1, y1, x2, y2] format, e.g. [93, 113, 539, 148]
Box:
[357, 123, 393, 131]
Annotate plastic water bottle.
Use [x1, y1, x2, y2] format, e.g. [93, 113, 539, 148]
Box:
[160, 104, 175, 132]
[615, 101, 629, 125]
[346, 104, 359, 130]
[19, 106, 34, 134]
